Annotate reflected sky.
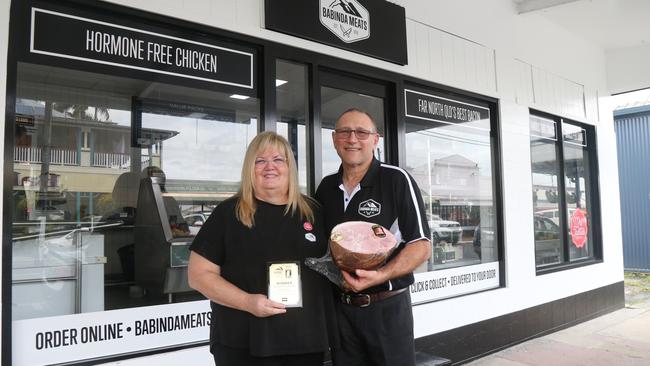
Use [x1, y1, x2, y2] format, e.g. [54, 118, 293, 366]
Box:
[405, 122, 492, 175]
[142, 113, 256, 182]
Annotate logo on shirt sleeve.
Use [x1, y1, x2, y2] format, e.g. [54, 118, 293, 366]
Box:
[358, 199, 381, 218]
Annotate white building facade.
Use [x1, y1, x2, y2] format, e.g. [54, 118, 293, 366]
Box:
[1, 0, 641, 365]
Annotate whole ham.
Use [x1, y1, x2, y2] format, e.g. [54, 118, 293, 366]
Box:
[329, 221, 398, 272]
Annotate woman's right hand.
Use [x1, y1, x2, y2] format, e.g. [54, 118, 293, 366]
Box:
[188, 253, 287, 317]
[246, 294, 287, 317]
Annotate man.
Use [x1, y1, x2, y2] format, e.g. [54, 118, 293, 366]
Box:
[315, 108, 431, 366]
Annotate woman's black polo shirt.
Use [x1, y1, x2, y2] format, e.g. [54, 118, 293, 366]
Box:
[189, 196, 337, 357]
[315, 158, 430, 293]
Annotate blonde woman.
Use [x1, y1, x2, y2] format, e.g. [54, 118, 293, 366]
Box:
[189, 132, 337, 366]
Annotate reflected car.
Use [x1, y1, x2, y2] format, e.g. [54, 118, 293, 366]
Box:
[534, 215, 562, 266]
[30, 206, 66, 221]
[184, 211, 212, 235]
[472, 224, 496, 259]
[81, 215, 104, 222]
[535, 208, 577, 226]
[428, 214, 462, 244]
[473, 215, 561, 265]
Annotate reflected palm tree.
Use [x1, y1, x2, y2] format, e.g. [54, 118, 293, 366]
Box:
[37, 103, 110, 203]
[53, 103, 111, 122]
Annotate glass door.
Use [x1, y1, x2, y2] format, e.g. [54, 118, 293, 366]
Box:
[318, 71, 389, 182]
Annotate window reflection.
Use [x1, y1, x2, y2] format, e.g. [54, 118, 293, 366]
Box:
[529, 115, 595, 269]
[12, 63, 259, 320]
[530, 115, 564, 266]
[405, 111, 498, 271]
[563, 123, 592, 261]
[276, 60, 308, 193]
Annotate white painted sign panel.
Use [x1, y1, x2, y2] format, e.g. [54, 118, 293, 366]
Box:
[410, 262, 500, 304]
[13, 300, 211, 365]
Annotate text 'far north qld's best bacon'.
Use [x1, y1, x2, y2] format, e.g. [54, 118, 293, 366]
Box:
[329, 221, 397, 272]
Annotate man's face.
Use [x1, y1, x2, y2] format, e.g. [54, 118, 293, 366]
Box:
[332, 111, 379, 169]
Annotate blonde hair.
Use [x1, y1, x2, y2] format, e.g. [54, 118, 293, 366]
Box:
[236, 131, 315, 227]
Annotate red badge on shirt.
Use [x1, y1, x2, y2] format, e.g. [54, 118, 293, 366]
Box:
[303, 222, 313, 231]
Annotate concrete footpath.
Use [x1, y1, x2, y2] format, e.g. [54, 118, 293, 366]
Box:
[466, 274, 650, 366]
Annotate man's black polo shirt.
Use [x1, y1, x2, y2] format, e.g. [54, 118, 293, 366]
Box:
[315, 158, 430, 293]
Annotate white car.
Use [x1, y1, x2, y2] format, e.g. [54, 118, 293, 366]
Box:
[183, 211, 212, 235]
[428, 214, 462, 244]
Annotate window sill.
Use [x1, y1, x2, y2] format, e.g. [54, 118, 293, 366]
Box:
[536, 258, 603, 275]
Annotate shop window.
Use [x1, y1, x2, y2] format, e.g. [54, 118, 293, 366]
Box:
[403, 86, 500, 303]
[11, 62, 259, 361]
[276, 59, 308, 192]
[530, 112, 600, 271]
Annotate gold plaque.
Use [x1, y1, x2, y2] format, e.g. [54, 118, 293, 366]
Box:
[267, 262, 302, 308]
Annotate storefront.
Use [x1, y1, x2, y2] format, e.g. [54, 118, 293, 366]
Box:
[1, 0, 624, 365]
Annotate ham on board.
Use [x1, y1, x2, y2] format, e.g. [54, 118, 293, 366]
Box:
[329, 221, 398, 272]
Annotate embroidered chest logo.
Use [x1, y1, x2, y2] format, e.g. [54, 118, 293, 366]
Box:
[358, 199, 381, 218]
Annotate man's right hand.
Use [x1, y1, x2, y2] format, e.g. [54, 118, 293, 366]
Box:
[342, 268, 389, 292]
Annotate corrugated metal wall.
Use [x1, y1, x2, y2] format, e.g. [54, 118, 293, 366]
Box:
[615, 108, 650, 272]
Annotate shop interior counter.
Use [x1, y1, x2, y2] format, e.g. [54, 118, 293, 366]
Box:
[134, 176, 194, 302]
[12, 223, 110, 320]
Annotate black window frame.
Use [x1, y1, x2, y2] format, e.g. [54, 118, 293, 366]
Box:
[529, 109, 603, 275]
[399, 80, 505, 292]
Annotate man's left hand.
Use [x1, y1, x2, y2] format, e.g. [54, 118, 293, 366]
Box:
[341, 269, 388, 292]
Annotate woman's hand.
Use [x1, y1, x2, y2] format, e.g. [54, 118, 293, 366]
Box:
[245, 294, 287, 317]
[189, 252, 286, 316]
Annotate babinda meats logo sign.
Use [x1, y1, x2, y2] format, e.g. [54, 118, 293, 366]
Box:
[319, 0, 370, 43]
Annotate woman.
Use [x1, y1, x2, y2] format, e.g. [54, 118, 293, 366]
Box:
[188, 132, 337, 366]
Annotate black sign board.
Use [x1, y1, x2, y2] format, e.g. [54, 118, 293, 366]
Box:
[404, 89, 490, 126]
[30, 7, 254, 89]
[265, 0, 407, 65]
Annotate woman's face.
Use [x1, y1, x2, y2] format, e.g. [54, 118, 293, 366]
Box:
[253, 146, 290, 198]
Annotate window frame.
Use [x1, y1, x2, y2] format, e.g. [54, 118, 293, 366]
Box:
[529, 110, 603, 275]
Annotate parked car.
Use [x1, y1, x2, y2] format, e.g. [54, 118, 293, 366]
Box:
[184, 211, 212, 235]
[428, 214, 462, 244]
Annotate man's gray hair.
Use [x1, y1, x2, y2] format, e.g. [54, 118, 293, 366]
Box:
[336, 108, 377, 132]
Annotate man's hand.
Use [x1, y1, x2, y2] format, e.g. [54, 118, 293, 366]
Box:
[342, 269, 388, 292]
[340, 239, 431, 293]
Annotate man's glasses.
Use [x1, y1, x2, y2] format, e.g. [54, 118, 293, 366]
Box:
[334, 128, 377, 140]
[254, 156, 287, 168]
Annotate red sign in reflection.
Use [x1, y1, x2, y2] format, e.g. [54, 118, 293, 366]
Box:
[570, 209, 588, 248]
